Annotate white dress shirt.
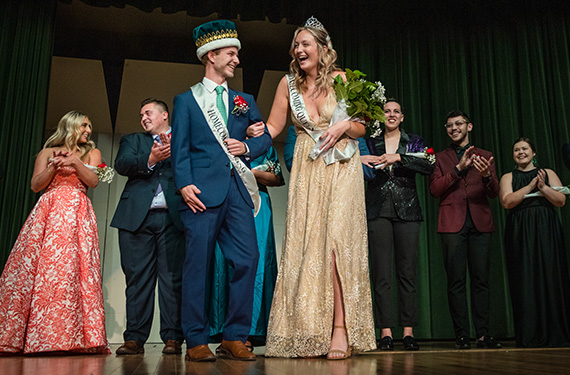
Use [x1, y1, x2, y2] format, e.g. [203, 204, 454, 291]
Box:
[202, 77, 229, 114]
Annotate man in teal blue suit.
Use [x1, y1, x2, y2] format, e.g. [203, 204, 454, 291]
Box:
[111, 98, 185, 355]
[171, 20, 271, 362]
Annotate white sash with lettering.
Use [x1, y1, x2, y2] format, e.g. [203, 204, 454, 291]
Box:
[286, 75, 358, 166]
[191, 83, 261, 216]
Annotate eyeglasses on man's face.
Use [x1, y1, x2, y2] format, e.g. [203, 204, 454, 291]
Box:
[444, 120, 468, 129]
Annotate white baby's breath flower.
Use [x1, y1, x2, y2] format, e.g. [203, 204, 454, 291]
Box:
[97, 166, 115, 183]
[370, 120, 383, 138]
[372, 82, 386, 104]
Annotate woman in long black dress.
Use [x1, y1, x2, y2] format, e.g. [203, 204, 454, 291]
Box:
[499, 137, 570, 348]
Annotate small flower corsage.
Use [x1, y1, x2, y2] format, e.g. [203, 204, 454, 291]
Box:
[405, 137, 436, 165]
[253, 158, 281, 175]
[405, 147, 436, 164]
[231, 95, 249, 116]
[423, 147, 436, 164]
[95, 162, 115, 183]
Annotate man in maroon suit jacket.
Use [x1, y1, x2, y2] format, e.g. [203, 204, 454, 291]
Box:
[430, 110, 502, 350]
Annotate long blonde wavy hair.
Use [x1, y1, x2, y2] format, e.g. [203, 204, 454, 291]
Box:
[289, 26, 338, 96]
[43, 111, 96, 161]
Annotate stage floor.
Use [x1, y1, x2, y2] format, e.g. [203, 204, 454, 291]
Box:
[1, 341, 569, 374]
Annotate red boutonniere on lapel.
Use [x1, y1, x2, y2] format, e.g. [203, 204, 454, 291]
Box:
[231, 95, 249, 116]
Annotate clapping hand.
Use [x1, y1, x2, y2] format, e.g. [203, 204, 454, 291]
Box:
[536, 168, 547, 190]
[51, 150, 79, 169]
[472, 154, 494, 178]
[149, 133, 171, 166]
[375, 153, 401, 170]
[526, 169, 547, 191]
[361, 155, 382, 168]
[158, 132, 171, 145]
[53, 150, 70, 158]
[456, 146, 475, 171]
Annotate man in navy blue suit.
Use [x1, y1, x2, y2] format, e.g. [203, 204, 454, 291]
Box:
[171, 20, 271, 362]
[112, 98, 185, 355]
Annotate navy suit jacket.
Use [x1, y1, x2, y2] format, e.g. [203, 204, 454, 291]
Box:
[171, 86, 271, 209]
[111, 132, 183, 232]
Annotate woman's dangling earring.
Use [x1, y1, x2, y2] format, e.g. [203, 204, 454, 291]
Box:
[532, 156, 538, 166]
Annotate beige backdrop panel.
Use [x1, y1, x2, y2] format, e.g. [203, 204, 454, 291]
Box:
[256, 69, 291, 143]
[256, 70, 291, 263]
[46, 57, 113, 135]
[115, 59, 243, 134]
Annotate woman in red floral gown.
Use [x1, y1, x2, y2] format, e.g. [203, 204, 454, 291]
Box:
[0, 111, 109, 354]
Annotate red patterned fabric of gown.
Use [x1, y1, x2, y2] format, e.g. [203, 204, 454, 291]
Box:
[0, 166, 109, 354]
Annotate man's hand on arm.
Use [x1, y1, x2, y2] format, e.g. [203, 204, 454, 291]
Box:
[225, 138, 247, 156]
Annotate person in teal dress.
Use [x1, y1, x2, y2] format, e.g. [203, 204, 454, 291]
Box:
[499, 137, 570, 347]
[209, 146, 284, 348]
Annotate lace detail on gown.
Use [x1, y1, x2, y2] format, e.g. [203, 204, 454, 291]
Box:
[265, 90, 376, 357]
[0, 166, 109, 354]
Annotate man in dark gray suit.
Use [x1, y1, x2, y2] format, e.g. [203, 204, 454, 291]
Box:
[111, 98, 185, 355]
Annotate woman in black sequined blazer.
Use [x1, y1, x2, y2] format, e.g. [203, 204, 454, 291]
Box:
[360, 99, 434, 351]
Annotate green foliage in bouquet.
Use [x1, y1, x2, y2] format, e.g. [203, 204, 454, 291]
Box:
[333, 68, 386, 126]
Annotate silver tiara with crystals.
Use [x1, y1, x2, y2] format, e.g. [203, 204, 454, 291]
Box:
[304, 16, 325, 31]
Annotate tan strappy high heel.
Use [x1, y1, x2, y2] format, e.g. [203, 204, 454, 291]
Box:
[327, 325, 351, 360]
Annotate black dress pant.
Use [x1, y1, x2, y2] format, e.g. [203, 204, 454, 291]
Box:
[440, 213, 491, 338]
[368, 217, 421, 328]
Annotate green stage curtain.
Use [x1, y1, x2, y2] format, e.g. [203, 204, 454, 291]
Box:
[330, 6, 570, 339]
[0, 0, 58, 271]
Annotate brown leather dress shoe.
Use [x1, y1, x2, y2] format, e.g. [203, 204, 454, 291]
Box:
[116, 340, 144, 355]
[215, 340, 254, 355]
[218, 340, 256, 361]
[185, 344, 216, 362]
[162, 340, 182, 354]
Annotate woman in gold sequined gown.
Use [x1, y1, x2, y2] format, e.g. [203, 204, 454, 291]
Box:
[262, 19, 376, 358]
